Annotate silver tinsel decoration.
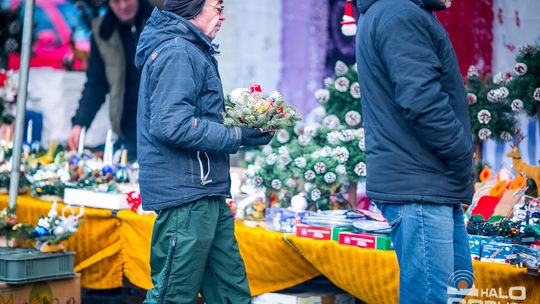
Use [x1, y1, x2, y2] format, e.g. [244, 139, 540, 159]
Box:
[334, 77, 350, 92]
[511, 99, 524, 112]
[335, 61, 349, 76]
[311, 189, 321, 201]
[477, 109, 492, 124]
[324, 172, 337, 184]
[336, 165, 347, 175]
[294, 157, 307, 168]
[345, 111, 362, 127]
[467, 66, 480, 79]
[271, 179, 282, 190]
[304, 170, 316, 181]
[314, 89, 330, 104]
[478, 128, 492, 141]
[314, 162, 326, 174]
[350, 82, 361, 99]
[333, 146, 350, 163]
[500, 131, 513, 142]
[354, 162, 367, 177]
[467, 93, 477, 105]
[514, 62, 528, 76]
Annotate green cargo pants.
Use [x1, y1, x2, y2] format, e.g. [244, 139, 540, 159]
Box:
[143, 197, 251, 304]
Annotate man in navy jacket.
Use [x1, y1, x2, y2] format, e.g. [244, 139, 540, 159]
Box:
[135, 0, 272, 303]
[356, 0, 473, 302]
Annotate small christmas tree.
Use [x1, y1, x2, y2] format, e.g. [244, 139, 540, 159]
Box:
[243, 61, 366, 210]
[466, 65, 518, 162]
[314, 61, 363, 126]
[507, 44, 540, 127]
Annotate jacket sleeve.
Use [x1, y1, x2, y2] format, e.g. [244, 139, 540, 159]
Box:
[376, 9, 472, 165]
[147, 47, 241, 154]
[71, 36, 109, 128]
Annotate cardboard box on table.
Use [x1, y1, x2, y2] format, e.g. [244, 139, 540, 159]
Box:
[338, 232, 393, 250]
[481, 243, 518, 264]
[64, 188, 131, 210]
[0, 273, 81, 304]
[252, 292, 355, 304]
[296, 224, 351, 241]
[468, 235, 512, 260]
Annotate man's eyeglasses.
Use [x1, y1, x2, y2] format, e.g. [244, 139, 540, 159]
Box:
[206, 4, 224, 15]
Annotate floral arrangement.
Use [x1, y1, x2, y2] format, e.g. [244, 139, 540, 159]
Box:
[0, 207, 16, 240]
[222, 84, 302, 131]
[0, 170, 29, 193]
[25, 147, 137, 201]
[466, 65, 518, 143]
[0, 207, 35, 246]
[507, 44, 540, 118]
[34, 201, 83, 249]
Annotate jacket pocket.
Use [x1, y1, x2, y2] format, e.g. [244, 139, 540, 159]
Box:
[196, 151, 229, 185]
[378, 203, 402, 232]
[202, 75, 224, 117]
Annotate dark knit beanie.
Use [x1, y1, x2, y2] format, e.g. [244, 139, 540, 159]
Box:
[164, 0, 206, 19]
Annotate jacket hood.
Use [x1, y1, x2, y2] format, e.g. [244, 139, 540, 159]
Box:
[357, 0, 446, 14]
[357, 0, 378, 14]
[135, 8, 219, 69]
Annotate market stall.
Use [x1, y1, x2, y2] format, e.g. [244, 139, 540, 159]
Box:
[2, 194, 538, 303]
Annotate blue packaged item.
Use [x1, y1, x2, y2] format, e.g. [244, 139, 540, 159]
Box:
[480, 243, 517, 264]
[468, 235, 512, 261]
[516, 245, 540, 270]
[265, 208, 298, 233]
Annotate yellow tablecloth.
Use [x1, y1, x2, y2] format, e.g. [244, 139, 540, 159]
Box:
[285, 235, 540, 304]
[0, 195, 319, 293]
[2, 195, 539, 303]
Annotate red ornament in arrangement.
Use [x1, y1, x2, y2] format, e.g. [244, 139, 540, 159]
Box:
[250, 84, 262, 93]
[0, 71, 7, 87]
[126, 191, 142, 213]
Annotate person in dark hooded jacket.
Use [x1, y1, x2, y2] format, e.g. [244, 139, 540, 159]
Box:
[135, 0, 272, 303]
[69, 0, 153, 161]
[356, 0, 473, 303]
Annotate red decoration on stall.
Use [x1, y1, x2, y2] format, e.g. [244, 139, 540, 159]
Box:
[437, 0, 494, 75]
[471, 195, 501, 220]
[0, 71, 7, 87]
[126, 191, 141, 213]
[250, 84, 262, 93]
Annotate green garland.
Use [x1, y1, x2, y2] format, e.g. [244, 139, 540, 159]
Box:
[466, 66, 518, 143]
[507, 44, 540, 117]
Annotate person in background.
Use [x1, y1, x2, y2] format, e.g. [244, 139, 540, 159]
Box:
[356, 0, 473, 303]
[135, 0, 273, 303]
[69, 0, 153, 160]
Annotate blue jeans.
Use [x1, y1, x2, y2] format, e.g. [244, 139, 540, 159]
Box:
[376, 202, 473, 304]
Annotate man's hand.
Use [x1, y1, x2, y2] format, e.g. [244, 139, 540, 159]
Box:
[68, 125, 82, 150]
[240, 127, 274, 146]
